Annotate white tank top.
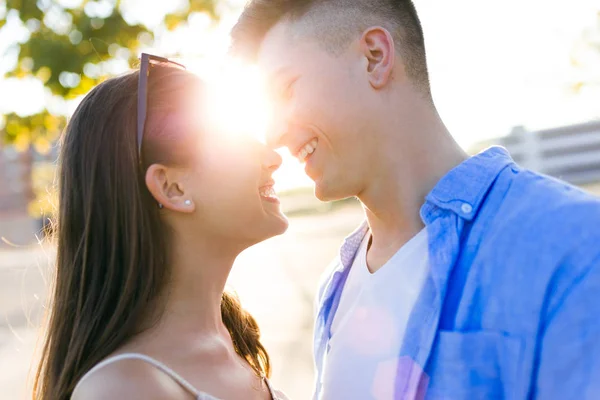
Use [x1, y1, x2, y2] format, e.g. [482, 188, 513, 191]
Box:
[74, 353, 281, 400]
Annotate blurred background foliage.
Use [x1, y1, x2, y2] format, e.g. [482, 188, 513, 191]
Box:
[570, 10, 600, 93]
[1, 0, 217, 149]
[1, 0, 218, 218]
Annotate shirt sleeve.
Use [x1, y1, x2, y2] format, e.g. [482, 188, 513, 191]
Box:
[533, 255, 600, 399]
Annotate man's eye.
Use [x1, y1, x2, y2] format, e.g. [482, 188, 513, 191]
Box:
[280, 79, 296, 100]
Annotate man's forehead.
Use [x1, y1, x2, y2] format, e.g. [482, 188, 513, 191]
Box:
[256, 20, 296, 70]
[257, 18, 322, 76]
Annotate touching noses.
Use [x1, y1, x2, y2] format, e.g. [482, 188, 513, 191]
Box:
[266, 107, 291, 150]
[262, 146, 283, 173]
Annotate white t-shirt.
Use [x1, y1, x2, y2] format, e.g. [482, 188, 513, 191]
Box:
[321, 228, 429, 400]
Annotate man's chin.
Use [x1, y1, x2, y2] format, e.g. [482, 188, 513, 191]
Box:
[314, 180, 348, 203]
[314, 188, 330, 202]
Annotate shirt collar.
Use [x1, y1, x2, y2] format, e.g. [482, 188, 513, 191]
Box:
[422, 146, 515, 223]
[337, 146, 515, 270]
[338, 220, 370, 270]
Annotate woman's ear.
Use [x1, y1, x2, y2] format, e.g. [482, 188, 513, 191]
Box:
[145, 164, 195, 213]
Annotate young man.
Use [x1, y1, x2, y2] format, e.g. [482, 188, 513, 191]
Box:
[231, 1, 600, 399]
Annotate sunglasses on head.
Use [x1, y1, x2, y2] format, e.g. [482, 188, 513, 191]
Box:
[137, 53, 186, 160]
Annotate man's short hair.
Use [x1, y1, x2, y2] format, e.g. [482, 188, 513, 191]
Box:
[231, 0, 431, 97]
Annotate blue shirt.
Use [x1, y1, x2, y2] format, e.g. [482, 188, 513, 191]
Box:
[313, 147, 600, 399]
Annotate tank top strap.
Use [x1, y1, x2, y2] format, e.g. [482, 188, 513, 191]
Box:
[263, 377, 277, 399]
[76, 352, 212, 399]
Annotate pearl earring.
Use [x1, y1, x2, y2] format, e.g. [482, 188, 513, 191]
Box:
[184, 200, 192, 206]
[158, 203, 163, 209]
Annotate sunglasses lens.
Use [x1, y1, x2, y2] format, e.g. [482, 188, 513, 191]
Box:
[137, 54, 186, 161]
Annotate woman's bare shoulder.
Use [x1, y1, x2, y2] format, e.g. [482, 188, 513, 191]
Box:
[72, 358, 190, 400]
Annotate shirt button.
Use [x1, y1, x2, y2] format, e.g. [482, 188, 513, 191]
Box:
[461, 203, 473, 214]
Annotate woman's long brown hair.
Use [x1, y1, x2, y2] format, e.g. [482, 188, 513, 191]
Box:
[33, 67, 270, 400]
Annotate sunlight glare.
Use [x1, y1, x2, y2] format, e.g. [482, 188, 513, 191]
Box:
[186, 57, 313, 191]
[202, 59, 272, 144]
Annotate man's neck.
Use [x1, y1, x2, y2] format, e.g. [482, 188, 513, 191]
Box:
[358, 107, 467, 272]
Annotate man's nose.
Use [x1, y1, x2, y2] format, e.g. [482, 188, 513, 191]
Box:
[261, 145, 283, 172]
[266, 116, 285, 149]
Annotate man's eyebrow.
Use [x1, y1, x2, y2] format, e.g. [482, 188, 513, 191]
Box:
[263, 66, 293, 94]
[266, 65, 291, 81]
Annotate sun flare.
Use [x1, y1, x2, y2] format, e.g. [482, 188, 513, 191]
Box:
[188, 58, 313, 192]
[200, 60, 272, 144]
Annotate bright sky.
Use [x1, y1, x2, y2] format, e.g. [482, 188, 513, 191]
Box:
[0, 0, 599, 191]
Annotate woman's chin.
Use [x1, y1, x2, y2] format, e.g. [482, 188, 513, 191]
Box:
[274, 214, 290, 234]
[260, 200, 288, 230]
[252, 214, 289, 243]
[266, 213, 289, 237]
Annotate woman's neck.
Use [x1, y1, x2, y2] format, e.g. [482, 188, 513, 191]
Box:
[140, 231, 242, 337]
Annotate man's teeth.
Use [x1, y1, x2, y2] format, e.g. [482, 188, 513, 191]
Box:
[260, 186, 277, 198]
[299, 139, 318, 161]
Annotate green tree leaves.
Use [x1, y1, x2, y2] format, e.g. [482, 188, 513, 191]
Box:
[0, 0, 216, 147]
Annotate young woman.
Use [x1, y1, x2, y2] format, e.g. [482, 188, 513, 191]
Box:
[33, 54, 289, 399]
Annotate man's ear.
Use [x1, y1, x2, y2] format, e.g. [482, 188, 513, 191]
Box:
[145, 164, 196, 213]
[359, 26, 397, 89]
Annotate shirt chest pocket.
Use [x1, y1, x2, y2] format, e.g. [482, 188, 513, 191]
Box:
[425, 331, 524, 400]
